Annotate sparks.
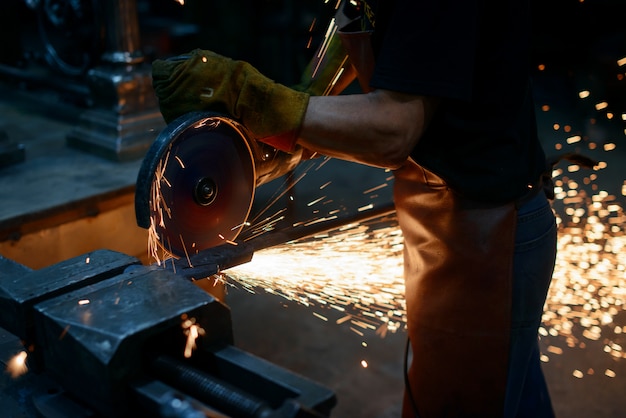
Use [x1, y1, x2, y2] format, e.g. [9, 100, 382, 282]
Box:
[313, 312, 328, 321]
[307, 196, 327, 207]
[312, 18, 340, 78]
[226, 219, 406, 336]
[222, 155, 625, 381]
[6, 351, 28, 378]
[182, 315, 206, 358]
[362, 183, 388, 194]
[180, 234, 193, 268]
[595, 102, 609, 111]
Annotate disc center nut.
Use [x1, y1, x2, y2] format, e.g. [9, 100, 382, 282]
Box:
[194, 177, 218, 206]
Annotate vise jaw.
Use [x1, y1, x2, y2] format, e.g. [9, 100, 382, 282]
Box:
[0, 250, 335, 417]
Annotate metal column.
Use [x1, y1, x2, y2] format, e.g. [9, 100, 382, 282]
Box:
[66, 0, 165, 161]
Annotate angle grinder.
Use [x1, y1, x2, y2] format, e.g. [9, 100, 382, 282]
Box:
[135, 111, 303, 256]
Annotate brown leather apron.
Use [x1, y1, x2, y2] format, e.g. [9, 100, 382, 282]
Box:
[394, 160, 516, 418]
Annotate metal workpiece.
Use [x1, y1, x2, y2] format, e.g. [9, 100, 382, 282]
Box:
[171, 241, 256, 280]
[0, 251, 336, 418]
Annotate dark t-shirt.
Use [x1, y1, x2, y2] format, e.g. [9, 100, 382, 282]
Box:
[363, 0, 547, 203]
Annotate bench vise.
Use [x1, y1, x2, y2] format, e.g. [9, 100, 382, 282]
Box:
[0, 249, 336, 417]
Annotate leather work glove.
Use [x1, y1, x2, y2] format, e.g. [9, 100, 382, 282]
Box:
[152, 49, 310, 152]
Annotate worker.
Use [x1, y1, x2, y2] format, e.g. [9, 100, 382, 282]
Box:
[151, 0, 557, 416]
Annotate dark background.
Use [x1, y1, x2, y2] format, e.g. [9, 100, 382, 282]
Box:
[1, 0, 625, 98]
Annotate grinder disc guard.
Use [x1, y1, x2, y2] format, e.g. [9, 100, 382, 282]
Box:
[136, 112, 255, 256]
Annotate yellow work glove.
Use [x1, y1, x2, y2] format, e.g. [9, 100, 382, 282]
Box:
[152, 49, 310, 152]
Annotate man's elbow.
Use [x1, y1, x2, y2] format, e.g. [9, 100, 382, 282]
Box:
[368, 90, 433, 169]
[374, 127, 420, 169]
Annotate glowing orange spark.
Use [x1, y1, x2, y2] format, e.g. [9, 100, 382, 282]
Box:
[182, 316, 205, 358]
[363, 184, 388, 194]
[6, 351, 28, 378]
[59, 325, 70, 340]
[350, 327, 365, 337]
[313, 312, 328, 321]
[313, 18, 339, 78]
[307, 196, 327, 207]
[595, 102, 608, 111]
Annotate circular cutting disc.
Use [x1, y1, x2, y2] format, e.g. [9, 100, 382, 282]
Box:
[151, 115, 255, 256]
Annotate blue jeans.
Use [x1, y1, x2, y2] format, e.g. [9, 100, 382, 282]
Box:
[504, 191, 557, 417]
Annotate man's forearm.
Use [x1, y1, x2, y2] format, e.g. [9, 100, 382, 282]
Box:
[297, 89, 437, 169]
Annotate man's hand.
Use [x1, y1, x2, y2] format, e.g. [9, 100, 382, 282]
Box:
[152, 49, 310, 152]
